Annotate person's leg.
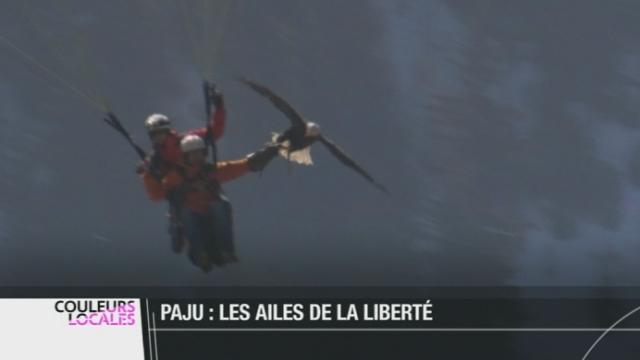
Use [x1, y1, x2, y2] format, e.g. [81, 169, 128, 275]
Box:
[203, 203, 226, 266]
[181, 209, 211, 272]
[210, 197, 237, 263]
[167, 204, 184, 253]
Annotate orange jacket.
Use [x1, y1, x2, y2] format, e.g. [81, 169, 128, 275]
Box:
[150, 159, 250, 213]
[141, 170, 166, 202]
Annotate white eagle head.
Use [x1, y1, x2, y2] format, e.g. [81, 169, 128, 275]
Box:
[305, 122, 321, 138]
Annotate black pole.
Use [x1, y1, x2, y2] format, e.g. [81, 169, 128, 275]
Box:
[202, 80, 218, 165]
[103, 111, 147, 161]
[203, 80, 212, 121]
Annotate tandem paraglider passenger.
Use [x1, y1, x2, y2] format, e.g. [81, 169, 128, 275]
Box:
[143, 134, 279, 272]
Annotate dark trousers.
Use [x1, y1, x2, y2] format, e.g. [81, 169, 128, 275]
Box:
[181, 199, 234, 266]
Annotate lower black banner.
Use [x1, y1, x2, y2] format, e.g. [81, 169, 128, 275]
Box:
[2, 288, 640, 359]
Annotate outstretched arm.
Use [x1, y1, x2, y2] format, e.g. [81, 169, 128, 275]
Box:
[214, 144, 280, 183]
[214, 159, 251, 183]
[190, 89, 225, 141]
[210, 104, 225, 141]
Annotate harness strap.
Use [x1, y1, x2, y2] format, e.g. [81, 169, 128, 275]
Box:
[177, 163, 222, 200]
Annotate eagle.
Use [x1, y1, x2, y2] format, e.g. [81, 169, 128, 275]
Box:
[239, 77, 389, 195]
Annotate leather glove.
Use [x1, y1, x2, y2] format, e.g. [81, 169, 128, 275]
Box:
[247, 144, 279, 172]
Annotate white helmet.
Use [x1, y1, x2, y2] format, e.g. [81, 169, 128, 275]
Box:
[180, 135, 206, 153]
[145, 114, 171, 132]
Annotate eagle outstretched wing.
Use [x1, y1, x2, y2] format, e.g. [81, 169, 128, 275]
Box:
[318, 135, 390, 195]
[237, 77, 306, 129]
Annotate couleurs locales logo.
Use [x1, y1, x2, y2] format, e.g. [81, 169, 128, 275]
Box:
[54, 300, 136, 326]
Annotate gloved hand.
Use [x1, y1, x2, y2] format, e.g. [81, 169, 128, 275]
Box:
[247, 144, 280, 172]
[136, 160, 149, 174]
[136, 154, 155, 175]
[207, 83, 224, 109]
[136, 155, 163, 179]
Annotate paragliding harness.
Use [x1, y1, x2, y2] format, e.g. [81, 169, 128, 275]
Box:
[174, 163, 223, 212]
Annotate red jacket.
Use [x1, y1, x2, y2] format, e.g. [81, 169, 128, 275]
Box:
[156, 107, 225, 167]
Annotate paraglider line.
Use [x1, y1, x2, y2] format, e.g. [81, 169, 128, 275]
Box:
[0, 33, 108, 112]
